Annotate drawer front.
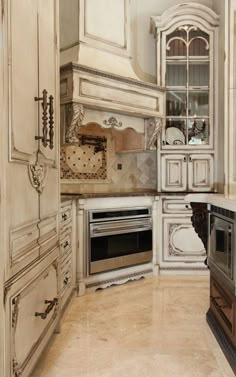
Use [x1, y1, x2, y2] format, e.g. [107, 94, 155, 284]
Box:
[163, 199, 192, 214]
[60, 231, 72, 261]
[60, 220, 72, 237]
[210, 276, 234, 334]
[61, 255, 72, 297]
[60, 204, 72, 225]
[6, 253, 59, 377]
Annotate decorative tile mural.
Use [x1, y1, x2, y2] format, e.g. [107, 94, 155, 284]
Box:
[60, 135, 107, 180]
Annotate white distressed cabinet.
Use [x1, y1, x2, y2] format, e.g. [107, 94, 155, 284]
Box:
[5, 251, 60, 377]
[5, 0, 60, 280]
[151, 3, 219, 193]
[161, 153, 214, 192]
[158, 197, 206, 272]
[0, 1, 60, 376]
[150, 3, 219, 272]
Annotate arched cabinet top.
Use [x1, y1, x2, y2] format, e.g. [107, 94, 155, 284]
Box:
[150, 3, 219, 37]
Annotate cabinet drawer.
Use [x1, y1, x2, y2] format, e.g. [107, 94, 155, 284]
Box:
[163, 199, 192, 214]
[61, 255, 72, 297]
[210, 274, 235, 344]
[6, 252, 59, 377]
[60, 231, 72, 261]
[60, 202, 72, 224]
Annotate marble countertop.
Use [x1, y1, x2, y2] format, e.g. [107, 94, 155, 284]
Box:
[60, 191, 196, 201]
[185, 193, 236, 211]
[61, 191, 158, 201]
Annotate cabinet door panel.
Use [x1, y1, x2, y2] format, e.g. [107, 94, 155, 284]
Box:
[38, 0, 59, 251]
[163, 217, 206, 262]
[9, 0, 38, 161]
[6, 252, 59, 377]
[161, 154, 187, 191]
[188, 154, 214, 191]
[38, 0, 58, 164]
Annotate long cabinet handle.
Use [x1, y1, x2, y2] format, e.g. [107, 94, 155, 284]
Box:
[48, 95, 54, 149]
[35, 297, 58, 320]
[35, 90, 54, 149]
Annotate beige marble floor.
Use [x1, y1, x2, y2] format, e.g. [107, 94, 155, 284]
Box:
[32, 276, 235, 377]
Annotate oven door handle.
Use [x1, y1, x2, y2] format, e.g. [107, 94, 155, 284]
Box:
[90, 224, 151, 237]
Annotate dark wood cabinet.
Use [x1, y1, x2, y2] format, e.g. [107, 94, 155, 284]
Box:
[207, 273, 236, 373]
[210, 274, 235, 344]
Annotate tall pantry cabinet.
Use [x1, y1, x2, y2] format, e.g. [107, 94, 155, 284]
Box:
[151, 4, 219, 272]
[0, 1, 60, 376]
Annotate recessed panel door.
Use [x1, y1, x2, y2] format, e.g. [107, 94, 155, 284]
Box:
[188, 154, 214, 191]
[161, 154, 187, 191]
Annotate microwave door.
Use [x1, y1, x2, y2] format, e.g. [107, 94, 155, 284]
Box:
[212, 217, 232, 277]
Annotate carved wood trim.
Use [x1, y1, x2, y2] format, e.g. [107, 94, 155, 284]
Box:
[103, 116, 122, 128]
[190, 202, 208, 253]
[145, 117, 163, 150]
[65, 103, 84, 143]
[60, 63, 164, 92]
[28, 160, 47, 193]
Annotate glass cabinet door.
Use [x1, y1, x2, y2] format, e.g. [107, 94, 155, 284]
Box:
[164, 26, 210, 146]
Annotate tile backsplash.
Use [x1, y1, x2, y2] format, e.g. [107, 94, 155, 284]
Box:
[61, 135, 107, 180]
[61, 124, 157, 193]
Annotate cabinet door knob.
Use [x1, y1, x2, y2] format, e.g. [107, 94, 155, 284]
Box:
[183, 156, 187, 162]
[64, 240, 69, 248]
[189, 156, 192, 162]
[62, 213, 67, 221]
[185, 205, 189, 209]
[64, 277, 69, 285]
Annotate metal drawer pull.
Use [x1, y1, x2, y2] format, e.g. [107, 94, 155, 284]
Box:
[62, 213, 67, 221]
[35, 90, 54, 149]
[185, 205, 189, 209]
[35, 297, 58, 320]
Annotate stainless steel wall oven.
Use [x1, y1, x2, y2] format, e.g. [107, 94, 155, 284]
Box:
[88, 207, 152, 274]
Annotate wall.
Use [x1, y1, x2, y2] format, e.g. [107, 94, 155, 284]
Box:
[61, 124, 157, 193]
[130, 0, 214, 83]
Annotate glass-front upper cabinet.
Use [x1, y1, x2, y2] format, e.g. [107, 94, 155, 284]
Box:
[165, 26, 209, 146]
[150, 4, 219, 149]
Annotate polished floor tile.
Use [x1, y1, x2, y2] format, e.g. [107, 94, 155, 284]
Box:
[31, 276, 235, 377]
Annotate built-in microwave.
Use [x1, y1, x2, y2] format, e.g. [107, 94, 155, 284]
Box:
[209, 206, 235, 280]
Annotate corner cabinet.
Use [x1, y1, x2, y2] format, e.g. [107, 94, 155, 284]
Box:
[151, 3, 219, 193]
[158, 197, 206, 272]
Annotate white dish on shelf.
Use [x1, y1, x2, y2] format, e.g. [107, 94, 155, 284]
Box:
[166, 127, 185, 145]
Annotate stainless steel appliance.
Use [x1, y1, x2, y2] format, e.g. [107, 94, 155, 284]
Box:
[88, 207, 152, 274]
[209, 205, 235, 280]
